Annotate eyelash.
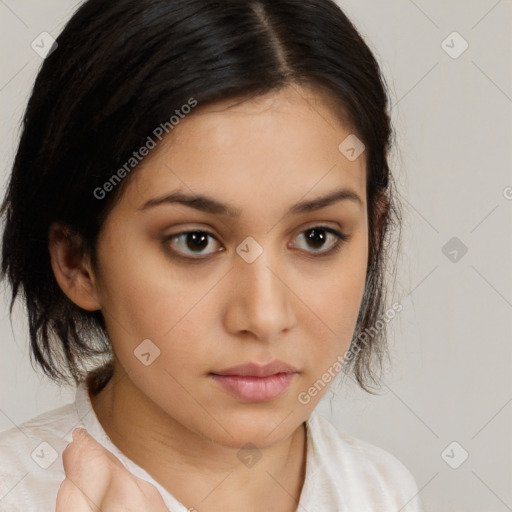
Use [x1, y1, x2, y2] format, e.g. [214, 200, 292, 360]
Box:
[162, 226, 350, 262]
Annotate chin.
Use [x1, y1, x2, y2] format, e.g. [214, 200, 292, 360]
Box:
[198, 406, 307, 449]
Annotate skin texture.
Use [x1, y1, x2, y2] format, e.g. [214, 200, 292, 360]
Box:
[55, 428, 168, 511]
[50, 83, 371, 512]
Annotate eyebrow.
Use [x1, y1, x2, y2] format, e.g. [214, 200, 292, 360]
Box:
[139, 187, 363, 217]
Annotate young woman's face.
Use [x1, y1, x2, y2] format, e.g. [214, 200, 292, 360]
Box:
[92, 84, 368, 448]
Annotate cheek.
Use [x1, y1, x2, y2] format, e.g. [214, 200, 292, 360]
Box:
[94, 229, 218, 367]
[95, 227, 176, 328]
[301, 233, 368, 361]
[95, 220, 367, 370]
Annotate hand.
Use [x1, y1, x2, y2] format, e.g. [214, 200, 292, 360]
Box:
[55, 428, 168, 512]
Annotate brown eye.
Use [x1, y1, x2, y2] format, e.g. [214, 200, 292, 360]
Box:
[163, 225, 349, 263]
[293, 226, 349, 256]
[165, 231, 222, 258]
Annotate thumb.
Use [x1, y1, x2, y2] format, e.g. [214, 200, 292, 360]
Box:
[63, 427, 125, 481]
[69, 427, 125, 468]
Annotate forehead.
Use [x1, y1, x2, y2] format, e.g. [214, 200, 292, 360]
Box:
[126, 84, 367, 216]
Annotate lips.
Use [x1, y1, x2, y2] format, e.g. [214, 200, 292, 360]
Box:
[210, 360, 299, 402]
[212, 360, 298, 378]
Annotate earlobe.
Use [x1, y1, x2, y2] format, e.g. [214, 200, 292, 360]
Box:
[48, 223, 101, 311]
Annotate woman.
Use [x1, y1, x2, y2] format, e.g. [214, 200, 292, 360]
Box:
[0, 0, 424, 510]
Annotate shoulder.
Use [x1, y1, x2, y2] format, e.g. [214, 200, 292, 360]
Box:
[0, 400, 82, 512]
[308, 410, 418, 480]
[306, 411, 425, 511]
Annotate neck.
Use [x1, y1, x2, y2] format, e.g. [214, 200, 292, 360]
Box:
[89, 364, 307, 512]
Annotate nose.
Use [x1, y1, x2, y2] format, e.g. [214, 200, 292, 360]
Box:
[223, 247, 296, 343]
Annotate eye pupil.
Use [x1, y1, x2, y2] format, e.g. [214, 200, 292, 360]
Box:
[186, 232, 209, 251]
[305, 228, 327, 249]
[167, 226, 343, 261]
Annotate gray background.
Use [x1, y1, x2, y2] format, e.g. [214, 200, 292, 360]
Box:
[1, 1, 511, 511]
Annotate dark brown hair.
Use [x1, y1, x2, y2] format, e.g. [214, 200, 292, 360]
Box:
[0, 0, 400, 392]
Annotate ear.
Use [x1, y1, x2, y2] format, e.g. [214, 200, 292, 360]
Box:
[48, 222, 101, 311]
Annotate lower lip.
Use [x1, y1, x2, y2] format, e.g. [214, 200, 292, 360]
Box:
[210, 372, 297, 402]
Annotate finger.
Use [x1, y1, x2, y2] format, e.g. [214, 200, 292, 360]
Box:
[55, 477, 97, 512]
[61, 428, 168, 511]
[70, 428, 126, 470]
[61, 428, 112, 507]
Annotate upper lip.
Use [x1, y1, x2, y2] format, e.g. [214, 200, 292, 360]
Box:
[212, 361, 298, 377]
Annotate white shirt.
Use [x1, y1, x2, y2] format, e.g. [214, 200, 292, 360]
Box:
[0, 379, 425, 512]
